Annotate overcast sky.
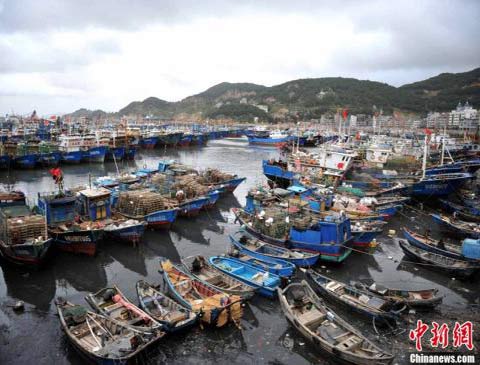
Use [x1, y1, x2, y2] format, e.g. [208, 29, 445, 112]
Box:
[1, 0, 479, 115]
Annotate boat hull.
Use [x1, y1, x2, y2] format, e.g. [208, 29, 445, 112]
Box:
[104, 223, 145, 244]
[105, 147, 125, 161]
[82, 146, 107, 163]
[178, 197, 209, 217]
[0, 239, 53, 267]
[50, 229, 101, 256]
[144, 209, 179, 229]
[14, 154, 38, 169]
[61, 150, 82, 164]
[140, 137, 158, 149]
[0, 155, 11, 169]
[37, 152, 61, 166]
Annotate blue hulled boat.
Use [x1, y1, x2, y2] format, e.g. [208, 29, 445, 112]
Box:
[37, 191, 101, 256]
[229, 229, 320, 267]
[82, 146, 107, 163]
[61, 150, 82, 164]
[37, 151, 61, 166]
[229, 251, 295, 278]
[140, 136, 158, 149]
[402, 228, 480, 261]
[0, 199, 53, 267]
[105, 146, 126, 161]
[178, 196, 210, 217]
[209, 256, 281, 298]
[0, 154, 10, 169]
[13, 153, 38, 168]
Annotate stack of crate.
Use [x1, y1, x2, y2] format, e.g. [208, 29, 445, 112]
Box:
[117, 190, 178, 216]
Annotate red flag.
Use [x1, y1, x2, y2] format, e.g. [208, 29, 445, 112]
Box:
[342, 109, 348, 120]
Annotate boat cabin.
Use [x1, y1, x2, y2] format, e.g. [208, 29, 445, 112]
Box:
[75, 188, 112, 221]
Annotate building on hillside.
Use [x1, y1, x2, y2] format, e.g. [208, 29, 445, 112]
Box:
[426, 112, 449, 128]
[449, 102, 478, 129]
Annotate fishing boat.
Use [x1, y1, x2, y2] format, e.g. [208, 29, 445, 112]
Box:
[402, 228, 480, 261]
[399, 239, 480, 278]
[233, 207, 353, 263]
[115, 190, 178, 229]
[59, 135, 83, 164]
[228, 249, 295, 278]
[247, 130, 292, 147]
[0, 203, 53, 267]
[229, 229, 320, 267]
[430, 214, 480, 238]
[181, 255, 257, 300]
[351, 221, 385, 249]
[37, 141, 61, 166]
[37, 191, 102, 256]
[278, 281, 394, 365]
[209, 256, 281, 298]
[0, 191, 26, 206]
[7, 141, 38, 168]
[140, 134, 158, 149]
[306, 270, 401, 325]
[136, 280, 197, 333]
[159, 260, 243, 328]
[103, 219, 146, 245]
[80, 134, 108, 163]
[75, 188, 147, 245]
[177, 196, 210, 217]
[351, 281, 443, 309]
[85, 286, 163, 334]
[55, 298, 157, 365]
[439, 199, 480, 223]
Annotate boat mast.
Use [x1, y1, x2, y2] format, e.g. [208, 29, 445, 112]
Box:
[440, 123, 446, 166]
[422, 135, 428, 179]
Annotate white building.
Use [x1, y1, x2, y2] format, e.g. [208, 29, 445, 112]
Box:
[449, 102, 478, 128]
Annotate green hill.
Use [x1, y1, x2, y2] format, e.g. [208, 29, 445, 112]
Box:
[400, 68, 480, 111]
[70, 67, 480, 120]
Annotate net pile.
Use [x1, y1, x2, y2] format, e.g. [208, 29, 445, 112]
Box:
[116, 190, 178, 217]
[3, 215, 47, 245]
[199, 168, 234, 184]
[171, 175, 210, 198]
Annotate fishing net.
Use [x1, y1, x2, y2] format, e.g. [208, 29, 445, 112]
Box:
[63, 305, 88, 325]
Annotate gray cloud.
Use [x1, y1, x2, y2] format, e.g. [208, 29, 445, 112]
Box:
[0, 35, 121, 73]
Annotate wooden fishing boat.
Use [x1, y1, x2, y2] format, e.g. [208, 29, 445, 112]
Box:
[55, 298, 158, 365]
[181, 255, 257, 300]
[278, 281, 394, 365]
[160, 260, 243, 328]
[402, 228, 477, 261]
[228, 250, 295, 278]
[0, 203, 53, 267]
[430, 214, 480, 238]
[229, 229, 319, 267]
[209, 256, 281, 298]
[135, 280, 197, 333]
[351, 281, 442, 309]
[398, 239, 479, 278]
[85, 286, 163, 334]
[439, 199, 480, 223]
[306, 270, 401, 325]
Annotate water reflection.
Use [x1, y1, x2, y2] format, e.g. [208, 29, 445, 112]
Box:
[53, 252, 110, 293]
[102, 239, 148, 277]
[1, 265, 56, 311]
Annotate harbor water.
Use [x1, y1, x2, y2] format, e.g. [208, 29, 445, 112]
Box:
[0, 138, 478, 364]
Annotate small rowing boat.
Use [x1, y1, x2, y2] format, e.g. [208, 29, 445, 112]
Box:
[209, 256, 281, 298]
[278, 281, 394, 365]
[181, 255, 257, 300]
[136, 280, 197, 333]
